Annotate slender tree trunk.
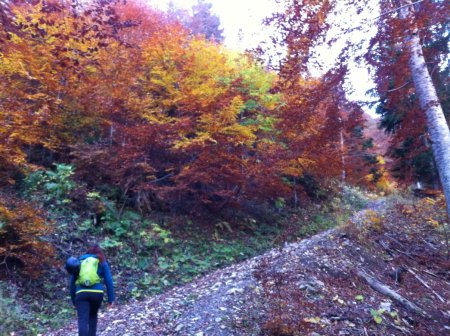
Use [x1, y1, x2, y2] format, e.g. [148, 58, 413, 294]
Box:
[399, 0, 450, 219]
[340, 127, 346, 183]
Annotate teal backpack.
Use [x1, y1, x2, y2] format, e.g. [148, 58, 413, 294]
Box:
[75, 256, 101, 287]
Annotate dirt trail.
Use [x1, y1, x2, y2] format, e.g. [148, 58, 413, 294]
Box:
[48, 198, 449, 335]
[50, 231, 337, 336]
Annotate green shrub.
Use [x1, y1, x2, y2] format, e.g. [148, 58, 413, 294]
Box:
[298, 214, 335, 237]
[23, 164, 76, 208]
[340, 185, 368, 210]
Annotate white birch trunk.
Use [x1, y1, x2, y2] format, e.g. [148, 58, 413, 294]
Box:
[400, 0, 450, 219]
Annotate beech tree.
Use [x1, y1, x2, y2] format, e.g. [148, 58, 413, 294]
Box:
[264, 0, 383, 195]
[268, 0, 449, 215]
[1, 0, 399, 221]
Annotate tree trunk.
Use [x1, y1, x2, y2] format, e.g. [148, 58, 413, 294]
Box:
[400, 0, 450, 220]
[340, 127, 346, 183]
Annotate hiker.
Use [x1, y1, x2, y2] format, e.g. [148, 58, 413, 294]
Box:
[67, 244, 115, 336]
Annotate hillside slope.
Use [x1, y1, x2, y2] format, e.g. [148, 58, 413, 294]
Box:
[48, 199, 450, 336]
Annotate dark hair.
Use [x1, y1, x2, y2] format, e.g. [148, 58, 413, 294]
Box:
[87, 244, 106, 263]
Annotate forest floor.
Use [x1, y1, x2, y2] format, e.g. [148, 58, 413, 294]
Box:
[47, 197, 450, 336]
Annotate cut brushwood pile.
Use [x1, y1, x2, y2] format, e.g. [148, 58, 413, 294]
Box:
[48, 198, 450, 335]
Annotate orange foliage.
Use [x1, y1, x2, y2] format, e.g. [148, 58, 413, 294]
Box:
[0, 0, 123, 178]
[0, 194, 54, 278]
[266, 0, 393, 193]
[0, 0, 384, 218]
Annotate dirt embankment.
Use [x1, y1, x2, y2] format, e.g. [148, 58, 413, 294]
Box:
[48, 199, 450, 336]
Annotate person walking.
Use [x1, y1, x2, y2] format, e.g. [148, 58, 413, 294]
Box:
[68, 244, 115, 336]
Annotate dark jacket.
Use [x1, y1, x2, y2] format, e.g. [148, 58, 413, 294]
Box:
[69, 254, 115, 304]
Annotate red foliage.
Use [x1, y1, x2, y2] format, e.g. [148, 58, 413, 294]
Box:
[1, 0, 390, 220]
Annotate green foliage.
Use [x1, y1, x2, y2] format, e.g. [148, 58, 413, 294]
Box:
[355, 294, 364, 301]
[410, 150, 439, 186]
[298, 174, 328, 200]
[370, 308, 384, 324]
[352, 125, 364, 138]
[127, 232, 272, 298]
[13, 278, 74, 335]
[118, 193, 360, 298]
[298, 214, 335, 237]
[71, 195, 285, 298]
[31, 301, 73, 333]
[363, 153, 379, 165]
[275, 197, 286, 210]
[340, 185, 369, 210]
[369, 308, 398, 325]
[84, 199, 175, 253]
[23, 164, 76, 207]
[0, 183, 368, 334]
[0, 282, 35, 335]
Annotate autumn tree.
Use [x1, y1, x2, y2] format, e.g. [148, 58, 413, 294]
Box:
[368, 0, 448, 189]
[1, 0, 401, 223]
[263, 0, 374, 200]
[396, 0, 450, 201]
[0, 0, 131, 276]
[0, 0, 129, 175]
[364, 0, 450, 218]
[73, 24, 282, 215]
[267, 0, 448, 199]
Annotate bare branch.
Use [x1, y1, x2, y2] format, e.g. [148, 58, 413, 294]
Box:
[380, 81, 412, 93]
[376, 0, 425, 20]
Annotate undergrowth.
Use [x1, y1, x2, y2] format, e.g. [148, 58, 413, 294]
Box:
[254, 193, 449, 336]
[0, 282, 36, 335]
[5, 165, 372, 335]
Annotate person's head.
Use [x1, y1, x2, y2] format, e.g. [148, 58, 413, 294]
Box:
[87, 244, 105, 263]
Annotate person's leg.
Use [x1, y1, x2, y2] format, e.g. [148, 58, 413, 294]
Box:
[88, 292, 103, 336]
[75, 293, 90, 336]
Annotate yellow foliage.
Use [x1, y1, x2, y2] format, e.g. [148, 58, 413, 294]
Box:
[364, 210, 383, 231]
[281, 158, 315, 177]
[220, 96, 244, 124]
[375, 173, 393, 192]
[415, 194, 447, 229]
[423, 197, 436, 205]
[173, 132, 217, 149]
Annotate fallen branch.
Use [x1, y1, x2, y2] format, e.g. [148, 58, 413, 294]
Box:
[384, 233, 406, 248]
[394, 248, 417, 260]
[357, 270, 430, 318]
[414, 267, 450, 284]
[378, 240, 394, 256]
[421, 238, 437, 250]
[407, 269, 446, 303]
[389, 322, 412, 335]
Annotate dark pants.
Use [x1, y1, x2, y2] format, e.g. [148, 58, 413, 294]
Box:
[75, 291, 103, 336]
